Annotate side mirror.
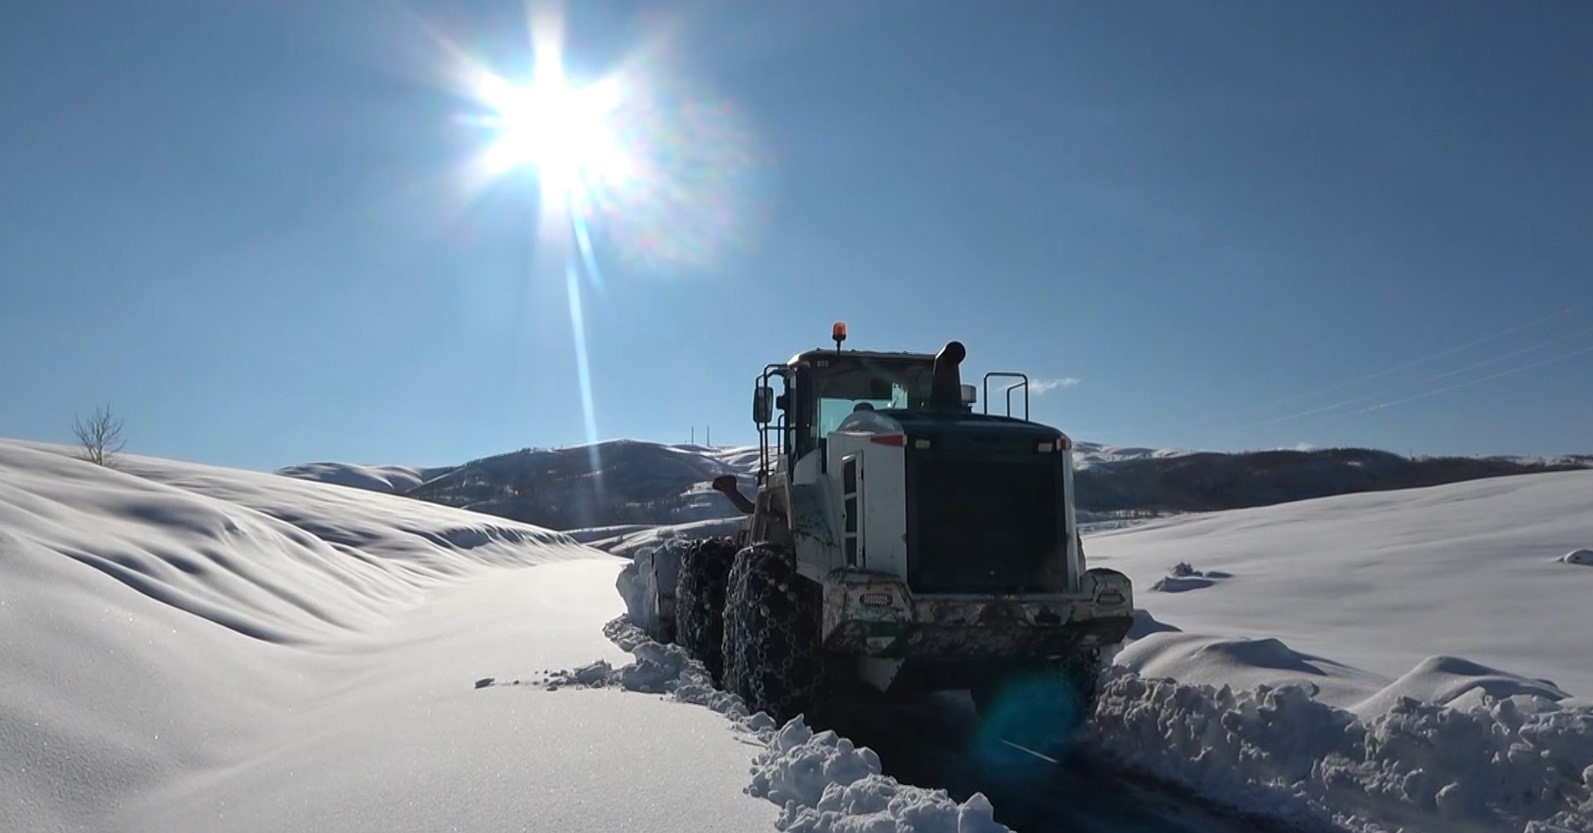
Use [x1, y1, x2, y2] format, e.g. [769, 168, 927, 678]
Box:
[753, 386, 773, 425]
[959, 384, 977, 406]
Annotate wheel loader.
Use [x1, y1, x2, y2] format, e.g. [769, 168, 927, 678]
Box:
[657, 325, 1134, 752]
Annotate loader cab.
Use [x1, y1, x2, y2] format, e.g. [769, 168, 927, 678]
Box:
[752, 348, 944, 481]
[793, 350, 940, 458]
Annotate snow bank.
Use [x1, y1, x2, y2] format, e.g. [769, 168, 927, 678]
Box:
[1086, 468, 1593, 698]
[1103, 631, 1593, 832]
[614, 536, 688, 639]
[580, 515, 749, 559]
[1116, 632, 1392, 709]
[544, 616, 1014, 833]
[1088, 472, 1593, 832]
[749, 719, 1010, 833]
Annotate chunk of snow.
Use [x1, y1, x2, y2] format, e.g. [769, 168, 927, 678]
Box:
[1560, 548, 1593, 566]
[749, 718, 1010, 833]
[615, 537, 687, 640]
[1149, 561, 1232, 592]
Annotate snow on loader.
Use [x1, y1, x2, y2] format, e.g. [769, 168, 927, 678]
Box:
[656, 325, 1134, 753]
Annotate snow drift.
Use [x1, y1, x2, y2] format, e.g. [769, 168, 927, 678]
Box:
[273, 460, 455, 494]
[0, 440, 779, 833]
[1087, 469, 1593, 697]
[1083, 470, 1593, 832]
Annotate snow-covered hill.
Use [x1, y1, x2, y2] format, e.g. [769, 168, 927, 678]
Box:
[1080, 469, 1593, 832]
[7, 438, 1591, 833]
[272, 460, 457, 494]
[280, 439, 1585, 534]
[1088, 469, 1593, 698]
[0, 440, 833, 833]
[284, 440, 761, 530]
[1070, 440, 1194, 469]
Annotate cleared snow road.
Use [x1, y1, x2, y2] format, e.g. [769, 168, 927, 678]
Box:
[117, 561, 781, 833]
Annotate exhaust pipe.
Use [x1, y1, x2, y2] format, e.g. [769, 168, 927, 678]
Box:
[930, 340, 966, 410]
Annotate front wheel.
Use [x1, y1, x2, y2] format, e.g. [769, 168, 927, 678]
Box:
[674, 537, 738, 685]
[720, 542, 825, 723]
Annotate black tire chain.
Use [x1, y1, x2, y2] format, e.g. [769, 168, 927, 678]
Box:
[673, 536, 739, 686]
[720, 542, 829, 723]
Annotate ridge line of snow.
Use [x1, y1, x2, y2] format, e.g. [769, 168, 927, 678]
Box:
[1089, 663, 1593, 833]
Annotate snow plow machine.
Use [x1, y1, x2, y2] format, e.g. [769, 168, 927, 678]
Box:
[653, 325, 1134, 753]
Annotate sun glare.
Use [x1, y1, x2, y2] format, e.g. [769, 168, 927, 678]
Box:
[427, 0, 762, 495]
[445, 14, 759, 275]
[477, 70, 630, 205]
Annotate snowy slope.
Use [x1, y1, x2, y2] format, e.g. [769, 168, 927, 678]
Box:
[0, 440, 788, 833]
[1080, 469, 1593, 832]
[1070, 440, 1193, 470]
[1086, 469, 1593, 698]
[273, 460, 456, 494]
[11, 435, 1591, 833]
[392, 440, 759, 529]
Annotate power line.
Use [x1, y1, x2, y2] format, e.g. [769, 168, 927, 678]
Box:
[1244, 323, 1593, 430]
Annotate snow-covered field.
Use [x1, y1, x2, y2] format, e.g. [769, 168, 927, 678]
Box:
[1088, 470, 1593, 699]
[5, 437, 1591, 833]
[0, 440, 790, 833]
[1083, 470, 1593, 832]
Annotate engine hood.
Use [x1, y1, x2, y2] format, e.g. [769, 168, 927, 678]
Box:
[837, 408, 1065, 445]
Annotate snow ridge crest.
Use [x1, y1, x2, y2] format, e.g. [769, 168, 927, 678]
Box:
[1090, 667, 1593, 833]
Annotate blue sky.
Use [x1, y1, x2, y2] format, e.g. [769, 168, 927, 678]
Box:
[2, 0, 1590, 470]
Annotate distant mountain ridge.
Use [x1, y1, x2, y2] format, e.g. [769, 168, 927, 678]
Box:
[281, 440, 759, 531]
[1075, 447, 1593, 513]
[277, 440, 1590, 532]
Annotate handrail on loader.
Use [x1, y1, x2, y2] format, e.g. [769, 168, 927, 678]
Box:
[982, 372, 1030, 420]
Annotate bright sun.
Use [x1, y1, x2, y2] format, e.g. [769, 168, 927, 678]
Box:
[476, 65, 631, 204]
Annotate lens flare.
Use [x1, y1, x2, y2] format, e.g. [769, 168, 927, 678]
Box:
[475, 71, 632, 208]
[452, 49, 763, 278]
[428, 1, 765, 489]
[971, 670, 1086, 781]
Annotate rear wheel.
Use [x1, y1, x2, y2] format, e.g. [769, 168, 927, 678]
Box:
[721, 542, 825, 722]
[674, 536, 738, 685]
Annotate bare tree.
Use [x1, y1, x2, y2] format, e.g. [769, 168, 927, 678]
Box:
[73, 405, 126, 467]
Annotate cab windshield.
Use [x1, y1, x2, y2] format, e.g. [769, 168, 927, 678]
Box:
[805, 357, 936, 442]
[817, 387, 908, 437]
